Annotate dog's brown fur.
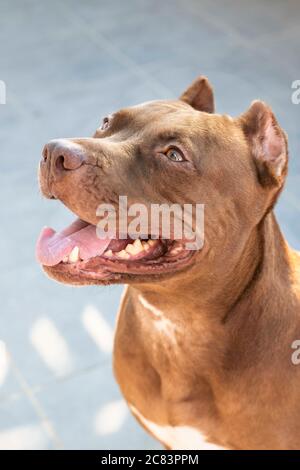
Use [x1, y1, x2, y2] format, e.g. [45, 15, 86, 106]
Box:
[39, 77, 300, 449]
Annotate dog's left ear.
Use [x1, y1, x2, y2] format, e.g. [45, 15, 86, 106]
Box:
[180, 76, 215, 113]
[240, 100, 288, 187]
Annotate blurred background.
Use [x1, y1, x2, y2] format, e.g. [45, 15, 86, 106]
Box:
[0, 0, 299, 450]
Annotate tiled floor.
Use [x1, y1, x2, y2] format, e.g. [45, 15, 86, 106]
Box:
[0, 0, 299, 449]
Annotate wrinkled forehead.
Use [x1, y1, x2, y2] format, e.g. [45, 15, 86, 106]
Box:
[131, 99, 191, 114]
[98, 99, 235, 146]
[111, 99, 200, 133]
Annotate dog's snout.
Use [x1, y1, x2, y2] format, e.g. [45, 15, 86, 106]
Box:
[42, 139, 86, 175]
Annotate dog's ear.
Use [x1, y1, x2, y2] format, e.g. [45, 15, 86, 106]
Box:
[180, 76, 215, 113]
[240, 101, 288, 187]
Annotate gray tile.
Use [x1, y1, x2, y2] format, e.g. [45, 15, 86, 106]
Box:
[0, 33, 127, 115]
[0, 256, 123, 388]
[0, 343, 22, 402]
[70, 0, 237, 68]
[36, 362, 161, 450]
[0, 394, 54, 449]
[187, 0, 300, 42]
[276, 186, 300, 251]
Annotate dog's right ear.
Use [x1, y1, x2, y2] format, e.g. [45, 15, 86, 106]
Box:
[180, 76, 215, 113]
[239, 100, 288, 188]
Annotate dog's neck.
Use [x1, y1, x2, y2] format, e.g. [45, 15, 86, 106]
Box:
[131, 212, 292, 324]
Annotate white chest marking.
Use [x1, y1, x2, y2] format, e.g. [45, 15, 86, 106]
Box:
[138, 295, 178, 345]
[129, 405, 225, 450]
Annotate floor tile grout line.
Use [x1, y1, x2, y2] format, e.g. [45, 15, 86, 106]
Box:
[58, 2, 295, 103]
[8, 351, 64, 449]
[180, 2, 297, 80]
[176, 0, 294, 51]
[182, 2, 251, 48]
[31, 357, 112, 395]
[0, 356, 110, 406]
[57, 4, 176, 99]
[4, 2, 297, 125]
[6, 3, 294, 126]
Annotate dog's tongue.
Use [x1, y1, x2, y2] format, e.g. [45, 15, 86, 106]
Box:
[36, 218, 111, 266]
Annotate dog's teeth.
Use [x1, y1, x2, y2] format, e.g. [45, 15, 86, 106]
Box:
[117, 249, 130, 260]
[105, 250, 113, 257]
[68, 246, 79, 263]
[142, 241, 150, 250]
[148, 239, 156, 246]
[125, 241, 142, 255]
[133, 239, 144, 252]
[125, 243, 136, 255]
[122, 239, 155, 257]
[170, 245, 183, 255]
[62, 256, 68, 263]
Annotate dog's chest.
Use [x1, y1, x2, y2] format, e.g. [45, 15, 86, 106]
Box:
[136, 295, 214, 370]
[128, 404, 224, 450]
[138, 295, 180, 348]
[114, 294, 224, 449]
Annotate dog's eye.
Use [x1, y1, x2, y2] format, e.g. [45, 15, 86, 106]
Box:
[101, 117, 110, 131]
[165, 148, 185, 162]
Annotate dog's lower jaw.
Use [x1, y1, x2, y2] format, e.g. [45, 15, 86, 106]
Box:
[41, 241, 199, 286]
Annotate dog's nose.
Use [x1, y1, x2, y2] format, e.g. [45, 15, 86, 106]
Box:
[42, 139, 86, 174]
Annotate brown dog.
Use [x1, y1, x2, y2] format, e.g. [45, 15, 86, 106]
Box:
[36, 76, 300, 450]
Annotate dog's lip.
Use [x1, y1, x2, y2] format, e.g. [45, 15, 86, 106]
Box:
[36, 213, 199, 283]
[44, 243, 196, 283]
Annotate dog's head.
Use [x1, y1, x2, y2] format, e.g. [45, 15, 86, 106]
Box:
[36, 76, 288, 286]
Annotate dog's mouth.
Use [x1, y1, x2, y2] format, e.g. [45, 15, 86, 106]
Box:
[36, 216, 197, 284]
